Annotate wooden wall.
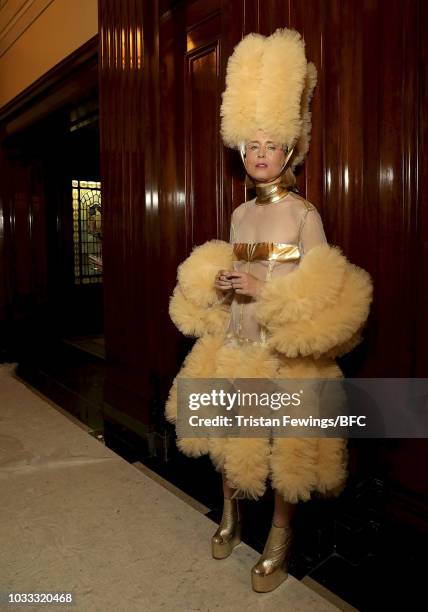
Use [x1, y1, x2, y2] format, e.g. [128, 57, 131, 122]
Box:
[98, 0, 427, 397]
[97, 0, 427, 527]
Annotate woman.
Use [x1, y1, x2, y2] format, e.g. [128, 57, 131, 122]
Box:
[212, 127, 328, 587]
[165, 28, 373, 593]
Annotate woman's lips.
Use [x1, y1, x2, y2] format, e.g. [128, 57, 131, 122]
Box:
[256, 163, 268, 168]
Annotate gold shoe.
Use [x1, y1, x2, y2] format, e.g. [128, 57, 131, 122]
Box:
[251, 523, 293, 592]
[211, 497, 242, 559]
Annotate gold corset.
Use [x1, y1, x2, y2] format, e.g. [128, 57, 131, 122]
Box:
[232, 242, 301, 262]
[229, 243, 301, 346]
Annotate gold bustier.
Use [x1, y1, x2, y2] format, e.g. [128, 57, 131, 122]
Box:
[232, 242, 301, 262]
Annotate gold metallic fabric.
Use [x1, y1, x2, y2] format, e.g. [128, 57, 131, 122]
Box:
[232, 242, 301, 263]
[251, 523, 293, 592]
[255, 182, 289, 205]
[211, 497, 242, 559]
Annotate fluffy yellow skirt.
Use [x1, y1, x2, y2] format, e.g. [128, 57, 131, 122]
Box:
[165, 334, 349, 504]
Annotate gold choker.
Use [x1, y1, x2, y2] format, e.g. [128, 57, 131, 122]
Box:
[255, 182, 289, 205]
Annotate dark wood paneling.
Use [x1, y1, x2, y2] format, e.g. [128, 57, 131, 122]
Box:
[415, 0, 428, 378]
[220, 0, 246, 220]
[99, 0, 163, 423]
[100, 0, 427, 419]
[184, 0, 247, 248]
[158, 3, 189, 385]
[185, 28, 221, 247]
[186, 0, 220, 26]
[289, 0, 322, 211]
[374, 0, 416, 376]
[0, 147, 9, 327]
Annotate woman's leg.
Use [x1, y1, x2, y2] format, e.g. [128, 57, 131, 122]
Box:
[222, 466, 236, 498]
[212, 467, 241, 559]
[251, 490, 296, 592]
[273, 490, 297, 526]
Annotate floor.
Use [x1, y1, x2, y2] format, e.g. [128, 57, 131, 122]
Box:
[0, 362, 350, 612]
[4, 337, 426, 611]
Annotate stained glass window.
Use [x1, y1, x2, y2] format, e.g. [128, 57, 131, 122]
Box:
[72, 180, 102, 285]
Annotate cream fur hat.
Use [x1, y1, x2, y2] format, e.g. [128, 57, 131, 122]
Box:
[220, 28, 317, 169]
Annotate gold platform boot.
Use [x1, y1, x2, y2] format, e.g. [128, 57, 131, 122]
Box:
[251, 522, 293, 592]
[211, 497, 242, 559]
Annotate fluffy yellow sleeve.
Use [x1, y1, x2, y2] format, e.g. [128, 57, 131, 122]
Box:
[255, 244, 373, 359]
[169, 240, 234, 337]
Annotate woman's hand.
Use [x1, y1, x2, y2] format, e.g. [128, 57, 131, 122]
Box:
[227, 272, 265, 298]
[214, 269, 234, 292]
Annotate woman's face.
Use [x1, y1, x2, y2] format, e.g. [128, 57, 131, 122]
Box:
[243, 129, 286, 183]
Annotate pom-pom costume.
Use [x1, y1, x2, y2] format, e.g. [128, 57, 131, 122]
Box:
[164, 28, 373, 504]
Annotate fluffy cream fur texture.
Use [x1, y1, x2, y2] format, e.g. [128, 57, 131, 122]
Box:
[256, 244, 348, 322]
[169, 239, 234, 337]
[220, 28, 313, 165]
[293, 61, 318, 169]
[255, 244, 374, 359]
[177, 240, 233, 307]
[166, 239, 373, 502]
[169, 284, 231, 337]
[220, 33, 265, 150]
[257, 29, 307, 151]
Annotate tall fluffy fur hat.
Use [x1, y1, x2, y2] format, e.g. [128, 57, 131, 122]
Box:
[220, 28, 317, 169]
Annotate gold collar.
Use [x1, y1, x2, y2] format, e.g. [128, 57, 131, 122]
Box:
[255, 181, 289, 205]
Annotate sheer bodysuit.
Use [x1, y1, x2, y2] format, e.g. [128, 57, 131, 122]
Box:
[223, 191, 328, 346]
